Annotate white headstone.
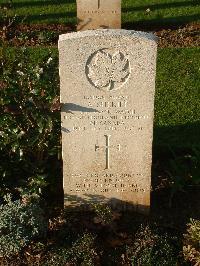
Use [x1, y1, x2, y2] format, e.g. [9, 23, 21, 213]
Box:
[77, 0, 121, 31]
[59, 30, 157, 213]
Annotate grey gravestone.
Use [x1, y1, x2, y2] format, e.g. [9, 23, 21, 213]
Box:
[77, 0, 121, 31]
[59, 30, 157, 213]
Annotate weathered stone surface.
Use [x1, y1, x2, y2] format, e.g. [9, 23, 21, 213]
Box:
[77, 0, 121, 31]
[59, 30, 158, 213]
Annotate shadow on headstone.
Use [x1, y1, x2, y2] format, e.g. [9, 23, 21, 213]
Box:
[77, 17, 92, 31]
[62, 103, 100, 113]
[64, 193, 150, 214]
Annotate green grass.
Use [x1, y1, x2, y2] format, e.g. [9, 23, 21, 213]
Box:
[155, 47, 200, 148]
[1, 0, 199, 27]
[156, 48, 200, 127]
[123, 0, 200, 28]
[1, 47, 199, 149]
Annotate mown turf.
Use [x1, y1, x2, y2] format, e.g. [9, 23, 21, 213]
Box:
[155, 47, 200, 148]
[123, 0, 200, 29]
[1, 0, 200, 28]
[1, 47, 199, 149]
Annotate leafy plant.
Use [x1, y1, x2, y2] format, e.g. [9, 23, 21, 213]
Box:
[0, 194, 48, 257]
[92, 203, 113, 225]
[44, 232, 97, 266]
[0, 48, 61, 199]
[183, 219, 200, 265]
[70, 232, 97, 265]
[38, 31, 59, 44]
[0, 12, 16, 45]
[17, 32, 30, 42]
[126, 226, 179, 266]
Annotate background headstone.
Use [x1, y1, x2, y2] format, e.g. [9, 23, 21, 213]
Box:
[59, 30, 157, 213]
[77, 0, 121, 31]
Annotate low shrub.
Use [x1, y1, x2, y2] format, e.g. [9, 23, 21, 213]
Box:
[183, 218, 200, 265]
[0, 48, 61, 201]
[126, 226, 179, 266]
[0, 194, 48, 257]
[44, 232, 97, 266]
[92, 203, 113, 225]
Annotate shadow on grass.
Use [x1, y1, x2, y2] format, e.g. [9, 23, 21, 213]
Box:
[154, 121, 200, 152]
[2, 0, 199, 30]
[12, 12, 200, 30]
[123, 13, 200, 30]
[9, 0, 75, 8]
[122, 0, 199, 13]
[15, 11, 76, 24]
[8, 0, 199, 11]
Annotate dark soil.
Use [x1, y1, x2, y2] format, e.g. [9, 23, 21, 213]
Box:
[1, 22, 199, 48]
[155, 22, 200, 48]
[0, 23, 74, 47]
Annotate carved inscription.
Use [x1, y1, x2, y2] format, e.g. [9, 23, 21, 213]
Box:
[63, 95, 150, 133]
[68, 173, 146, 193]
[86, 49, 130, 91]
[81, 10, 118, 14]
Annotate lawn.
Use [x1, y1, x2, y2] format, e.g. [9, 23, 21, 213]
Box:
[155, 47, 200, 149]
[1, 0, 200, 28]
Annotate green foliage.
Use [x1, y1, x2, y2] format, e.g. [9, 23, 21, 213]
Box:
[38, 31, 59, 44]
[0, 48, 61, 198]
[183, 219, 200, 265]
[126, 226, 179, 266]
[44, 248, 72, 266]
[0, 194, 48, 257]
[70, 232, 97, 265]
[185, 219, 200, 244]
[45, 233, 97, 266]
[92, 203, 113, 225]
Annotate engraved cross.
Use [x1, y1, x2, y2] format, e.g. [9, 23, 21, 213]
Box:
[95, 135, 121, 169]
[98, 0, 101, 9]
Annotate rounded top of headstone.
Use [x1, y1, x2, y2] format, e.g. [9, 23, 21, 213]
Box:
[59, 29, 158, 43]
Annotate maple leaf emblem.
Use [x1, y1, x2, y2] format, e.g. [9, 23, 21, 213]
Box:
[86, 49, 130, 91]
